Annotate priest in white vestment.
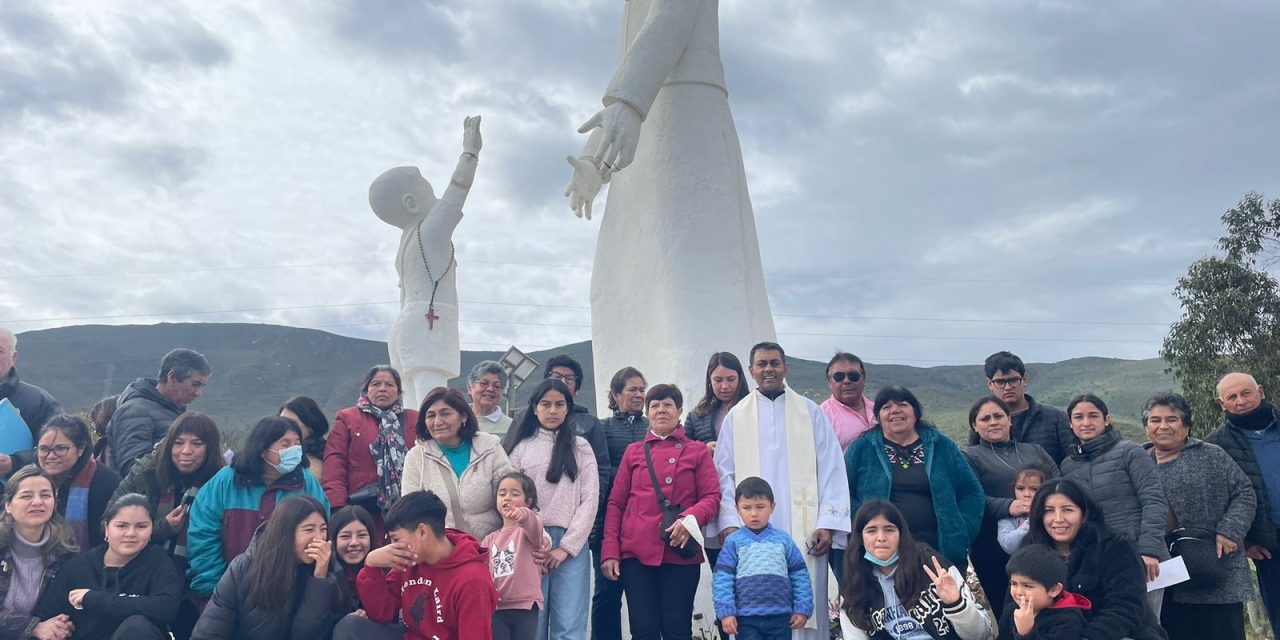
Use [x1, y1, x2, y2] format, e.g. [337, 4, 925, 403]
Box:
[711, 342, 852, 639]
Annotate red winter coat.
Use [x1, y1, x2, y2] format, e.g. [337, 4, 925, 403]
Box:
[322, 406, 418, 510]
[602, 427, 720, 566]
[357, 530, 498, 640]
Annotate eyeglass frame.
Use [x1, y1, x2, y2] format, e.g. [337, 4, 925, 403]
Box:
[831, 371, 863, 383]
[988, 376, 1026, 389]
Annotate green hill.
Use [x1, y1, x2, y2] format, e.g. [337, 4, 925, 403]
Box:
[14, 323, 1174, 444]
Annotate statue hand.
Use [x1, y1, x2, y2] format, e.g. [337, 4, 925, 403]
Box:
[578, 102, 642, 172]
[463, 115, 482, 155]
[564, 155, 604, 220]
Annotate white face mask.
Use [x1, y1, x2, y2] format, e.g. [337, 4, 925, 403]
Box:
[273, 445, 303, 474]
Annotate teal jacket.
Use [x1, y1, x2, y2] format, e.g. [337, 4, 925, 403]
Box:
[187, 466, 329, 596]
[844, 426, 984, 566]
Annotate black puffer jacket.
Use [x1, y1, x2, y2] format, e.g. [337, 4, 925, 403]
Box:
[1060, 429, 1169, 560]
[1010, 395, 1074, 464]
[1207, 405, 1280, 550]
[0, 367, 62, 469]
[190, 536, 350, 640]
[106, 378, 184, 477]
[1054, 523, 1166, 640]
[683, 409, 718, 444]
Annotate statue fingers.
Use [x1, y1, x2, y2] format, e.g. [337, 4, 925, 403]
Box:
[577, 110, 605, 134]
[584, 199, 593, 221]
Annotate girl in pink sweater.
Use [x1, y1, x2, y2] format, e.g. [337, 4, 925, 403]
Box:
[482, 472, 552, 640]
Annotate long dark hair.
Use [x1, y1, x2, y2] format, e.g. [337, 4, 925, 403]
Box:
[692, 352, 748, 417]
[966, 395, 1012, 446]
[246, 495, 328, 611]
[503, 379, 580, 483]
[155, 412, 224, 489]
[841, 500, 947, 631]
[231, 416, 302, 487]
[38, 415, 93, 479]
[1024, 477, 1104, 552]
[280, 396, 329, 461]
[330, 505, 377, 568]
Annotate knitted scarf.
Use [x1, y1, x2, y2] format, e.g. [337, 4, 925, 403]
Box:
[359, 395, 407, 510]
[64, 456, 98, 550]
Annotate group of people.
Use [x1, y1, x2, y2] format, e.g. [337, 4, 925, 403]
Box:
[1, 327, 1279, 640]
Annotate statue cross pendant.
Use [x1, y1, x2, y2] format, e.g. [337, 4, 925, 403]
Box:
[425, 282, 440, 330]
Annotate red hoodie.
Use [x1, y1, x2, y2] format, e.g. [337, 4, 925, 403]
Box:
[358, 529, 498, 640]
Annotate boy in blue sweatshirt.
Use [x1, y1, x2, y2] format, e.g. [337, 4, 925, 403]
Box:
[713, 476, 813, 640]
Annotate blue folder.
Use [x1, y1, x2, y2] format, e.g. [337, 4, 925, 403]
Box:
[0, 398, 34, 455]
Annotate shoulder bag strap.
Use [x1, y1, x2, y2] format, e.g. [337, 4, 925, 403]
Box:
[437, 455, 472, 533]
[642, 442, 674, 510]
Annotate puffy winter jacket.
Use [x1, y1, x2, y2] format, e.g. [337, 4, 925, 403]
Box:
[190, 536, 350, 640]
[1008, 395, 1074, 464]
[1207, 406, 1280, 550]
[401, 431, 513, 541]
[186, 465, 329, 596]
[1044, 523, 1166, 640]
[845, 426, 985, 568]
[1060, 429, 1169, 560]
[0, 367, 61, 470]
[682, 409, 719, 445]
[106, 378, 184, 476]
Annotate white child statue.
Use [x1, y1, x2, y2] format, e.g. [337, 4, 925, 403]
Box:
[370, 116, 482, 409]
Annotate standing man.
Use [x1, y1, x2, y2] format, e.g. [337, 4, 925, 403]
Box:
[467, 360, 511, 437]
[819, 352, 874, 452]
[713, 342, 852, 639]
[1208, 372, 1280, 635]
[371, 116, 481, 410]
[107, 348, 210, 476]
[983, 351, 1074, 463]
[0, 328, 61, 477]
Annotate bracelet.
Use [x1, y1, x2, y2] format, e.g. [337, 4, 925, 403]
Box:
[461, 152, 478, 161]
[450, 178, 472, 189]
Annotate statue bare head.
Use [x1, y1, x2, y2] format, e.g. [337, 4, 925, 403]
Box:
[369, 166, 437, 228]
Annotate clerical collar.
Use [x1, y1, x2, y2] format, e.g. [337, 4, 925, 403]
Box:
[482, 408, 504, 423]
[758, 388, 785, 401]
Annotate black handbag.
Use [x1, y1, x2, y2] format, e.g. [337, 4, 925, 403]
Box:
[642, 443, 701, 559]
[1167, 526, 1228, 588]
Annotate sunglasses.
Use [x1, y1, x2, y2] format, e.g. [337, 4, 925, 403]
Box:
[832, 371, 862, 383]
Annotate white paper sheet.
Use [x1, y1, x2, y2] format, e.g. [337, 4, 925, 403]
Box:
[1147, 555, 1190, 592]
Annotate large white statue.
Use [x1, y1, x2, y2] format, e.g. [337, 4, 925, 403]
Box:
[566, 0, 777, 411]
[370, 116, 482, 410]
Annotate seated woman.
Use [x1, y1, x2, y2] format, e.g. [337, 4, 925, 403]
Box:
[191, 495, 350, 640]
[186, 416, 328, 599]
[330, 505, 377, 614]
[960, 396, 1058, 618]
[36, 415, 121, 551]
[401, 387, 513, 541]
[111, 412, 223, 639]
[1022, 478, 1166, 640]
[839, 499, 993, 640]
[600, 384, 720, 639]
[844, 386, 985, 570]
[279, 396, 329, 481]
[0, 466, 78, 640]
[34, 494, 184, 640]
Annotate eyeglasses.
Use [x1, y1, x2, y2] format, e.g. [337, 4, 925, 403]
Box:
[549, 372, 577, 385]
[472, 380, 504, 390]
[989, 376, 1025, 389]
[831, 371, 862, 383]
[38, 445, 74, 458]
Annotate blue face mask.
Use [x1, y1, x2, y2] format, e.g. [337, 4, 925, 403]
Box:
[273, 445, 303, 474]
[864, 551, 900, 567]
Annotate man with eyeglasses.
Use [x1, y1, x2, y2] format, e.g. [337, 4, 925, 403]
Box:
[466, 360, 511, 437]
[0, 328, 62, 479]
[819, 352, 874, 453]
[982, 351, 1073, 463]
[1208, 372, 1280, 635]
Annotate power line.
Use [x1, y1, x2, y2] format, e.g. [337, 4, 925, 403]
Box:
[777, 313, 1168, 328]
[778, 330, 1158, 345]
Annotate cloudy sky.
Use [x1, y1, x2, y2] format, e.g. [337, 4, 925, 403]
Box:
[2, 0, 1278, 367]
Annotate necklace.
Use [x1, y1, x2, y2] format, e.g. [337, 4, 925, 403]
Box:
[986, 440, 1024, 471]
[415, 221, 456, 330]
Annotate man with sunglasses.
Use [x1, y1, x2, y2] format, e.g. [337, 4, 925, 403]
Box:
[819, 352, 874, 452]
[983, 351, 1074, 463]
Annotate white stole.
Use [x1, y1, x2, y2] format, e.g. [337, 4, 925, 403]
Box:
[731, 386, 822, 631]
